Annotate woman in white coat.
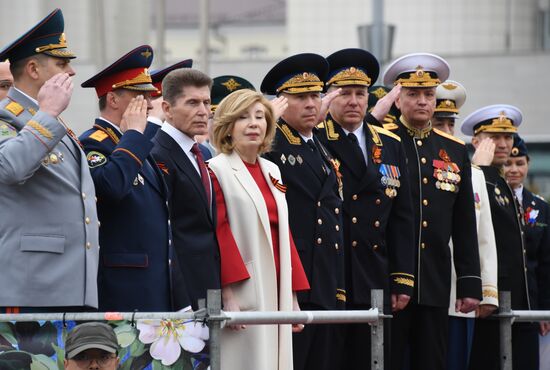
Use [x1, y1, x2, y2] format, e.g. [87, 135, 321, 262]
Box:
[208, 89, 309, 370]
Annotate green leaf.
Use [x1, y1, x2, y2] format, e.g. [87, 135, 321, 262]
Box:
[51, 343, 65, 370]
[119, 356, 134, 370]
[115, 324, 137, 348]
[129, 336, 147, 357]
[30, 354, 57, 370]
[0, 323, 17, 346]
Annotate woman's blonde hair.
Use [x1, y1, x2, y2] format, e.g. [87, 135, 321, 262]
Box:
[212, 89, 276, 155]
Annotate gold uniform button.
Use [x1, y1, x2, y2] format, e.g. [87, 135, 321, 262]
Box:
[421, 242, 426, 249]
[335, 208, 340, 214]
[317, 238, 323, 245]
[97, 221, 101, 227]
[525, 267, 528, 272]
[86, 242, 91, 249]
[352, 217, 358, 224]
[82, 192, 86, 199]
[421, 157, 427, 164]
[423, 199, 428, 206]
[335, 225, 340, 231]
[374, 220, 380, 227]
[85, 217, 91, 224]
[375, 198, 381, 205]
[422, 221, 428, 228]
[523, 249, 526, 254]
[352, 241, 358, 247]
[318, 219, 323, 225]
[373, 244, 378, 250]
[417, 140, 423, 146]
[335, 243, 339, 250]
[317, 201, 321, 207]
[422, 177, 428, 184]
[352, 194, 358, 200]
[95, 197, 98, 202]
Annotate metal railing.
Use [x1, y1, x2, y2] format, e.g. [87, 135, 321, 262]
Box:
[1, 290, 547, 370]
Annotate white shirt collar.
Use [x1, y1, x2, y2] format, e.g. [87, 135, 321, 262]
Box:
[341, 122, 365, 143]
[13, 87, 38, 106]
[161, 121, 196, 153]
[514, 184, 524, 204]
[148, 116, 163, 126]
[299, 132, 314, 142]
[99, 117, 123, 135]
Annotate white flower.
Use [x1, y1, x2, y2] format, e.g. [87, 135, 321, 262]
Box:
[136, 319, 209, 366]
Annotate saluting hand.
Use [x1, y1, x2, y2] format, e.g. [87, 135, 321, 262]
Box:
[370, 84, 401, 123]
[37, 73, 73, 118]
[472, 137, 495, 166]
[120, 95, 148, 134]
[317, 88, 342, 124]
[270, 95, 288, 122]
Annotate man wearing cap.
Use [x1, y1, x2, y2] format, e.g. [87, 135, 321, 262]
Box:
[79, 45, 189, 312]
[315, 48, 415, 369]
[0, 8, 99, 312]
[0, 61, 13, 101]
[432, 81, 499, 370]
[261, 53, 345, 370]
[64, 322, 119, 370]
[461, 105, 537, 369]
[382, 53, 482, 370]
[151, 68, 221, 310]
[144, 58, 193, 140]
[504, 135, 550, 365]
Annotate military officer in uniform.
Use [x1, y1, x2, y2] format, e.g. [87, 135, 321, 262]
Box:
[432, 81, 499, 370]
[314, 48, 414, 369]
[461, 106, 537, 369]
[144, 58, 193, 139]
[382, 53, 482, 370]
[0, 8, 99, 312]
[261, 53, 345, 370]
[79, 45, 189, 312]
[367, 84, 401, 127]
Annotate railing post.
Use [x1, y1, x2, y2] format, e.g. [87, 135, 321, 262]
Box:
[499, 291, 513, 370]
[207, 289, 222, 370]
[371, 289, 384, 370]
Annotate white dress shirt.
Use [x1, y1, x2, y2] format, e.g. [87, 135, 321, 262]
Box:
[161, 121, 201, 175]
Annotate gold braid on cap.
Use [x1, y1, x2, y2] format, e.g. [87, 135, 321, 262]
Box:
[434, 99, 458, 113]
[35, 33, 68, 53]
[327, 67, 371, 87]
[277, 72, 324, 94]
[395, 66, 440, 87]
[112, 69, 153, 89]
[473, 111, 517, 135]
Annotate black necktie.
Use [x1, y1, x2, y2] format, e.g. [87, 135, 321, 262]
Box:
[307, 139, 317, 152]
[348, 133, 365, 164]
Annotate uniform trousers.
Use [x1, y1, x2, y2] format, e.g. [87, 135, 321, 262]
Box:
[292, 303, 342, 370]
[540, 332, 550, 369]
[468, 320, 539, 370]
[446, 316, 475, 370]
[391, 302, 448, 370]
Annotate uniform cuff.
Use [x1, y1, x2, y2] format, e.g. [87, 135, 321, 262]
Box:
[456, 276, 482, 300]
[390, 272, 414, 296]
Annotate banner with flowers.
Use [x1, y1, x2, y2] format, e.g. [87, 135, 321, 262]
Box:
[0, 319, 210, 370]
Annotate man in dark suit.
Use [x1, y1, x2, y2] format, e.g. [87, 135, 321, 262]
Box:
[316, 48, 415, 369]
[382, 53, 482, 370]
[261, 53, 345, 370]
[79, 45, 189, 312]
[144, 59, 193, 140]
[151, 68, 221, 310]
[462, 108, 539, 369]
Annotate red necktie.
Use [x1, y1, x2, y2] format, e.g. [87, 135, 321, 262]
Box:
[191, 143, 211, 206]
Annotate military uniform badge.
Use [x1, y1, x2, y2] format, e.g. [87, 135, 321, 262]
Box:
[269, 173, 287, 193]
[524, 206, 539, 226]
[288, 154, 296, 166]
[474, 192, 481, 210]
[379, 163, 401, 198]
[372, 145, 382, 164]
[432, 149, 461, 193]
[86, 151, 107, 168]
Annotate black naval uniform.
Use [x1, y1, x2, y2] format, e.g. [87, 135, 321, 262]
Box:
[317, 115, 415, 369]
[468, 167, 538, 370]
[264, 119, 345, 370]
[384, 119, 482, 370]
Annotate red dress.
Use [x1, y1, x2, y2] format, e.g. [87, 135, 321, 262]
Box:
[212, 160, 309, 291]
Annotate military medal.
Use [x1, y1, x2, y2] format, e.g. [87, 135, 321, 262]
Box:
[432, 150, 461, 193]
[372, 145, 382, 164]
[288, 154, 296, 166]
[379, 163, 401, 198]
[524, 206, 539, 226]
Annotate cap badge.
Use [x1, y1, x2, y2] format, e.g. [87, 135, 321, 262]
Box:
[511, 147, 519, 156]
[141, 49, 152, 59]
[415, 66, 425, 77]
[222, 78, 242, 92]
[442, 83, 457, 90]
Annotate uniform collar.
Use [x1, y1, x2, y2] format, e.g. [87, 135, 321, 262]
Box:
[400, 116, 432, 138]
[99, 116, 123, 135]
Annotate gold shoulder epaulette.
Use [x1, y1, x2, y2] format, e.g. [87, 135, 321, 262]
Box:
[534, 193, 547, 202]
[89, 130, 109, 142]
[277, 122, 301, 145]
[372, 125, 401, 142]
[325, 119, 340, 141]
[316, 121, 325, 129]
[433, 128, 465, 145]
[383, 123, 399, 131]
[5, 101, 24, 116]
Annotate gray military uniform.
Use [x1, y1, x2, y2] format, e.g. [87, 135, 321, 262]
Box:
[0, 87, 99, 308]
